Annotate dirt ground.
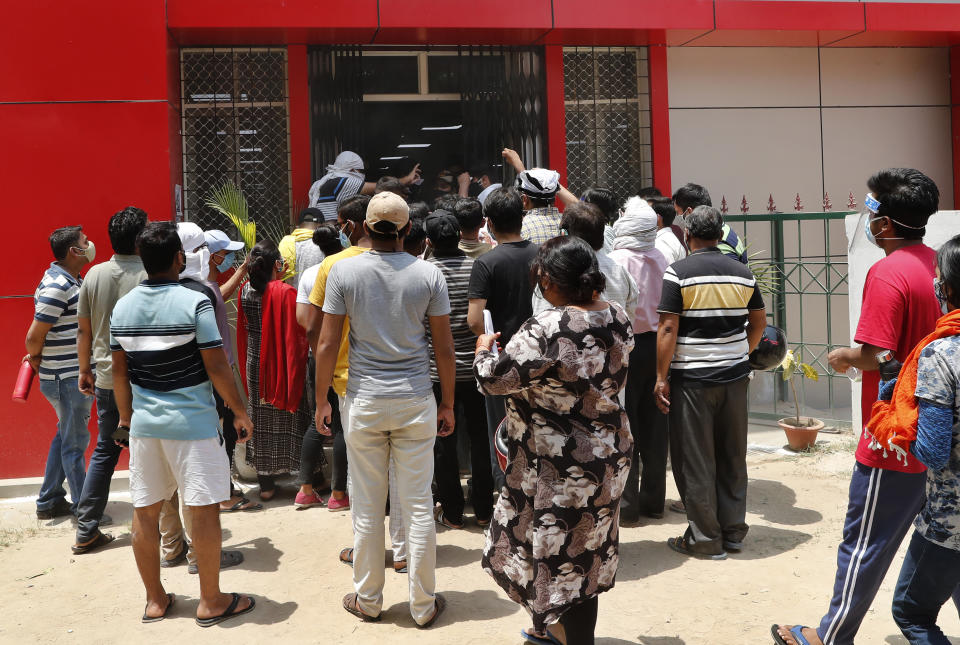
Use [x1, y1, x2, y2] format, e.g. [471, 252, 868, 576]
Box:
[1, 434, 958, 645]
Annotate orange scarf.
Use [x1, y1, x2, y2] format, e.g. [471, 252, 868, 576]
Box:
[866, 308, 960, 465]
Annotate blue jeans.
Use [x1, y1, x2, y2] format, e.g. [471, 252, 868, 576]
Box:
[75, 388, 121, 541]
[37, 375, 92, 512]
[892, 531, 960, 645]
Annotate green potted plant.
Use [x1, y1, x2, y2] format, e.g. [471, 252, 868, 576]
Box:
[778, 349, 825, 451]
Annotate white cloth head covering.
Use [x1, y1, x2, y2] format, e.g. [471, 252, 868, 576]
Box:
[477, 182, 502, 207]
[324, 151, 365, 182]
[516, 168, 560, 199]
[177, 222, 210, 282]
[613, 196, 659, 252]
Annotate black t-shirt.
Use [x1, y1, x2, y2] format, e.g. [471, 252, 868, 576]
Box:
[467, 240, 539, 346]
[180, 277, 218, 309]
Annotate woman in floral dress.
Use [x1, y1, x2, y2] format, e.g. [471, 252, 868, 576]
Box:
[474, 236, 634, 645]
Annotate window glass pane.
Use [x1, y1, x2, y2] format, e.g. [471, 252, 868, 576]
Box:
[362, 56, 419, 94]
[427, 56, 459, 93]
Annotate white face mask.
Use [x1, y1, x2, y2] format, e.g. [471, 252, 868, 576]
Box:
[183, 248, 210, 282]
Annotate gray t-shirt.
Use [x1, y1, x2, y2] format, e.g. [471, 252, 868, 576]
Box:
[323, 250, 450, 398]
[77, 254, 147, 390]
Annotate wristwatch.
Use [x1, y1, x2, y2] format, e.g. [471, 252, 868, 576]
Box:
[875, 349, 895, 366]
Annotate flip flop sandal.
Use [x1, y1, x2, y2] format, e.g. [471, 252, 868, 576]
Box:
[141, 593, 175, 624]
[221, 498, 264, 513]
[71, 531, 115, 555]
[520, 628, 563, 644]
[416, 593, 446, 629]
[433, 505, 464, 530]
[770, 624, 813, 645]
[196, 593, 256, 628]
[393, 560, 408, 574]
[667, 535, 727, 561]
[342, 592, 380, 622]
[339, 547, 354, 568]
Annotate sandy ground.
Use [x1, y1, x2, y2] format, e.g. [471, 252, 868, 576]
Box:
[1, 432, 958, 645]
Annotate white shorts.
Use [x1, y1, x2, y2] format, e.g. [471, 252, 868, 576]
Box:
[129, 435, 230, 508]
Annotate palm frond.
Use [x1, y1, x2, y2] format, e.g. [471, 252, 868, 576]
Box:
[746, 245, 781, 296]
[205, 182, 255, 249]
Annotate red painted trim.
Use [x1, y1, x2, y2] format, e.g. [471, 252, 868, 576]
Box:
[951, 47, 960, 210]
[287, 45, 311, 219]
[648, 44, 671, 196]
[867, 2, 960, 32]
[167, 0, 378, 29]
[716, 1, 863, 31]
[544, 46, 567, 189]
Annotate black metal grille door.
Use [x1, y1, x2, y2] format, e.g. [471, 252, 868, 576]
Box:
[309, 46, 363, 181]
[180, 47, 291, 231]
[564, 47, 652, 200]
[460, 46, 546, 186]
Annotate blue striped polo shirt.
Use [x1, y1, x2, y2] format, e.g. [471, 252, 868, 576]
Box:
[33, 263, 82, 381]
[109, 280, 223, 440]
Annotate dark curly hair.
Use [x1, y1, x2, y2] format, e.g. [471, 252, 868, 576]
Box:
[247, 239, 282, 293]
[530, 236, 605, 305]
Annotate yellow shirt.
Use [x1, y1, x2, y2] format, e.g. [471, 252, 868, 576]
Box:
[278, 228, 315, 269]
[308, 246, 370, 396]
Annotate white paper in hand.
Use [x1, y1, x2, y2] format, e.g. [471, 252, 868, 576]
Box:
[483, 309, 499, 358]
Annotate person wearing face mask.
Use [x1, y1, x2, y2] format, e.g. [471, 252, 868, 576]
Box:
[237, 240, 321, 502]
[25, 226, 96, 520]
[200, 229, 260, 514]
[882, 234, 960, 644]
[773, 168, 946, 645]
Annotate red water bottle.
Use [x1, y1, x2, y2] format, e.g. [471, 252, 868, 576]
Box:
[13, 359, 36, 402]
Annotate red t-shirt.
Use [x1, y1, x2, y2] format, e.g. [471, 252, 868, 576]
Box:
[854, 244, 939, 473]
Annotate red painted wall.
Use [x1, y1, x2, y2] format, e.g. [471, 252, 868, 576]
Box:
[0, 1, 177, 479]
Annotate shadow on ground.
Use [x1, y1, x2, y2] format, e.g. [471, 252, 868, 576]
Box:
[634, 637, 687, 645]
[227, 536, 282, 572]
[380, 588, 519, 627]
[437, 543, 483, 568]
[748, 479, 822, 526]
[729, 524, 812, 560]
[616, 540, 684, 581]
[884, 635, 909, 644]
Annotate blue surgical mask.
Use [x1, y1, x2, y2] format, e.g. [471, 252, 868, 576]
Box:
[219, 251, 236, 270]
[339, 230, 351, 249]
[934, 277, 949, 314]
[864, 216, 878, 247]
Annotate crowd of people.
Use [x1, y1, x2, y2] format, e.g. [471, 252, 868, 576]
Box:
[22, 148, 960, 643]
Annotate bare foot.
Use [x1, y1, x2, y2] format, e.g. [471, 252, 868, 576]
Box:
[143, 592, 173, 620]
[776, 625, 823, 645]
[197, 592, 253, 620]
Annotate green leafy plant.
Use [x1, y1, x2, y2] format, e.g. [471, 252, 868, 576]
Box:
[746, 245, 780, 296]
[205, 182, 255, 249]
[781, 348, 819, 427]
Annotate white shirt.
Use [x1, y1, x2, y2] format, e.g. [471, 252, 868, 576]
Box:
[656, 227, 686, 266]
[296, 263, 322, 305]
[532, 249, 639, 316]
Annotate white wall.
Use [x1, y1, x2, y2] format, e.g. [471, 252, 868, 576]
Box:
[845, 211, 960, 430]
[668, 47, 953, 211]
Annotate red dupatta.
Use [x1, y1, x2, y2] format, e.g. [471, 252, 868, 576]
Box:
[236, 280, 308, 412]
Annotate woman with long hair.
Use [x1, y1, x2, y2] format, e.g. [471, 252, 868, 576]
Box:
[474, 236, 634, 645]
[237, 240, 324, 500]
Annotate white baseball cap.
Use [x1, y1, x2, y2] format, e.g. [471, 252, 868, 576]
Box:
[204, 229, 245, 253]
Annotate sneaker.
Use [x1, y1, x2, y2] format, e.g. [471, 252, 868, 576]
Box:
[160, 540, 188, 568]
[327, 495, 350, 512]
[723, 540, 743, 553]
[37, 499, 73, 520]
[294, 491, 325, 510]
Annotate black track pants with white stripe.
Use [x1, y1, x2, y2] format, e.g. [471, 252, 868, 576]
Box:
[816, 462, 926, 645]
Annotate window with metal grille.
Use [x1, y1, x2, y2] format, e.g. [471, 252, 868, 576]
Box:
[180, 47, 292, 232]
[563, 47, 652, 201]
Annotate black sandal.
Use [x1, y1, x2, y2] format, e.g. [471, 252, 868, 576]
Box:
[71, 531, 115, 555]
[141, 593, 175, 624]
[416, 593, 446, 629]
[220, 498, 263, 513]
[195, 592, 256, 628]
[339, 547, 354, 567]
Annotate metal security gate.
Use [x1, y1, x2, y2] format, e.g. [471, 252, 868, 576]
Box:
[308, 46, 546, 186]
[180, 47, 292, 232]
[726, 209, 854, 426]
[564, 47, 653, 200]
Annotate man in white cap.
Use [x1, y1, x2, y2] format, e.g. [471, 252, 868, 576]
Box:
[501, 147, 563, 245]
[204, 229, 260, 514]
[313, 191, 456, 628]
[609, 196, 672, 524]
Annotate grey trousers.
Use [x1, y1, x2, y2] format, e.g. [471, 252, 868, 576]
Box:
[670, 376, 750, 555]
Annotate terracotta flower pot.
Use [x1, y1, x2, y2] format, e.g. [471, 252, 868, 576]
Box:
[778, 417, 825, 452]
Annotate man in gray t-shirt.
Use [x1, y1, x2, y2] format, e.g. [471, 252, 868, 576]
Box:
[314, 191, 455, 628]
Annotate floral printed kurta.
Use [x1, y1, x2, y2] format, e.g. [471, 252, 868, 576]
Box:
[474, 304, 634, 632]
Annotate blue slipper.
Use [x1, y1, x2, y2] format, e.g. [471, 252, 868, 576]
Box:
[770, 624, 812, 645]
[520, 628, 562, 645]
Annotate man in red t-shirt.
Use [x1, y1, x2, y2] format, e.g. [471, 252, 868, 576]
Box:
[773, 168, 945, 645]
